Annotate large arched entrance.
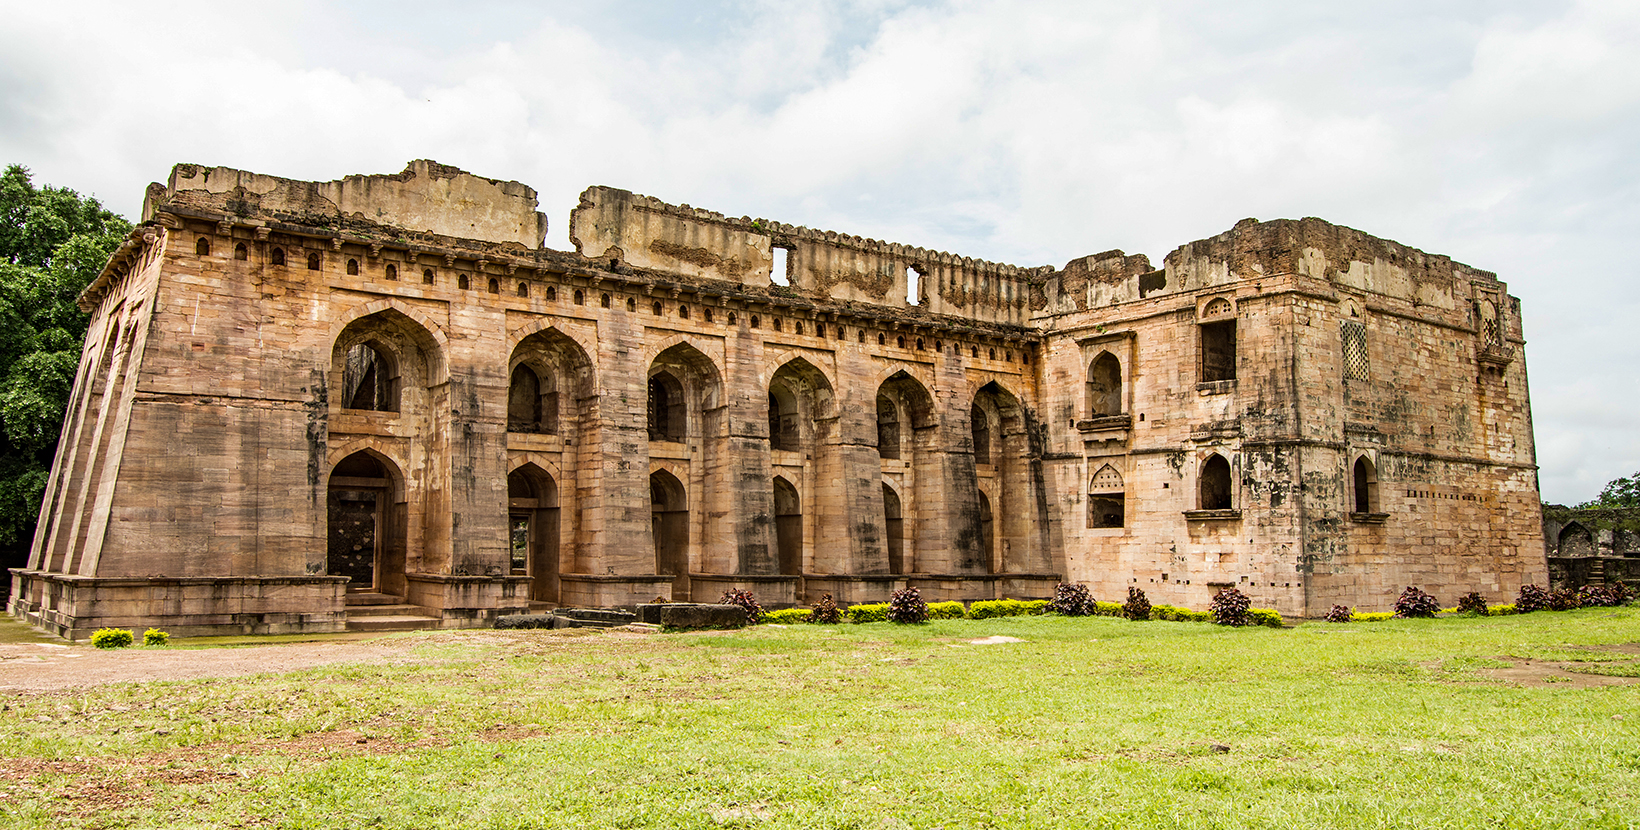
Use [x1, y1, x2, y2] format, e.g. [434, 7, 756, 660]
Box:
[651, 469, 690, 598]
[508, 464, 560, 604]
[326, 451, 406, 595]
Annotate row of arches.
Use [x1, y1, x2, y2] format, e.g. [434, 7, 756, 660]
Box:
[1082, 453, 1384, 529]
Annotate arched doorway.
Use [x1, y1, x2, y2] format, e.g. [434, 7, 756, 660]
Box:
[326, 451, 405, 595]
[508, 464, 560, 604]
[1352, 456, 1379, 514]
[774, 477, 802, 575]
[1200, 454, 1233, 510]
[884, 483, 906, 574]
[977, 490, 995, 572]
[651, 469, 689, 598]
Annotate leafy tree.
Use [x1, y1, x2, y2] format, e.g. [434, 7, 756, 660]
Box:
[1580, 471, 1640, 509]
[0, 164, 131, 571]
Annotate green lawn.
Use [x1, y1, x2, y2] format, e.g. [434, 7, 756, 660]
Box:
[3, 609, 1638, 829]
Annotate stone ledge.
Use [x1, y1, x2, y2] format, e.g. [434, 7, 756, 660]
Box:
[1349, 512, 1390, 525]
[1183, 509, 1243, 521]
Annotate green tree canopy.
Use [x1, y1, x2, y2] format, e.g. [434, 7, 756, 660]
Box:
[0, 164, 131, 563]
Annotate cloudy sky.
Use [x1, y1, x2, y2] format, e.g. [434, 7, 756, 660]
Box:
[1, 0, 1635, 503]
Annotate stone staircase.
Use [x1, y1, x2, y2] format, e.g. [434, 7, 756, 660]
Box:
[344, 592, 442, 632]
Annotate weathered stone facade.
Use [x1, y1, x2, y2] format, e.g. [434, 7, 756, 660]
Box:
[1541, 505, 1640, 589]
[7, 161, 1547, 638]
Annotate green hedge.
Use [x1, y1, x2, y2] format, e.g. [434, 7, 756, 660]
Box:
[1351, 611, 1394, 622]
[846, 603, 889, 623]
[926, 601, 967, 620]
[968, 599, 1049, 619]
[1487, 604, 1518, 616]
[1247, 608, 1284, 628]
[1091, 600, 1124, 617]
[763, 608, 813, 624]
[1152, 604, 1211, 622]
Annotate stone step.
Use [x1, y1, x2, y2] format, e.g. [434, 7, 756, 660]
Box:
[554, 607, 637, 628]
[346, 603, 438, 617]
[344, 592, 406, 607]
[346, 614, 441, 632]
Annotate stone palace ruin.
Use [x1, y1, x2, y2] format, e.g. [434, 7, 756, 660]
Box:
[7, 161, 1547, 638]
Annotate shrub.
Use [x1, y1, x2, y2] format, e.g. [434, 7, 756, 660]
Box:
[1456, 592, 1488, 616]
[1210, 587, 1250, 627]
[1048, 582, 1096, 616]
[809, 593, 843, 624]
[1351, 611, 1395, 622]
[846, 603, 889, 624]
[1121, 587, 1152, 621]
[718, 589, 764, 624]
[926, 601, 967, 620]
[968, 599, 1047, 620]
[1324, 605, 1353, 623]
[1152, 604, 1211, 622]
[1516, 584, 1551, 614]
[1393, 586, 1440, 619]
[1487, 603, 1518, 616]
[887, 587, 929, 624]
[1091, 601, 1124, 617]
[763, 608, 812, 624]
[1575, 584, 1632, 608]
[91, 628, 134, 649]
[1609, 582, 1634, 605]
[142, 628, 170, 646]
[1548, 587, 1581, 612]
[1247, 608, 1283, 628]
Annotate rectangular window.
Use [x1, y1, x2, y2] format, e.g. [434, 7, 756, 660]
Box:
[1087, 494, 1125, 528]
[1200, 320, 1236, 382]
[1342, 321, 1368, 380]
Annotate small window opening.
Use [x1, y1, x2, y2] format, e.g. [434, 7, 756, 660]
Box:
[271, 247, 286, 266]
[773, 318, 782, 332]
[679, 305, 690, 320]
[1200, 320, 1237, 382]
[906, 266, 920, 305]
[546, 286, 557, 301]
[652, 301, 662, 315]
[814, 323, 823, 338]
[1199, 455, 1233, 510]
[751, 315, 761, 329]
[1353, 456, 1379, 513]
[1086, 352, 1122, 417]
[488, 278, 500, 294]
[728, 312, 738, 325]
[458, 274, 470, 290]
[703, 308, 713, 323]
[574, 289, 585, 305]
[916, 338, 925, 351]
[234, 242, 248, 261]
[518, 282, 528, 297]
[876, 395, 900, 460]
[600, 293, 610, 308]
[307, 252, 321, 270]
[794, 321, 802, 335]
[346, 258, 359, 275]
[771, 246, 790, 287]
[422, 268, 434, 285]
[1023, 352, 1031, 365]
[196, 237, 211, 256]
[384, 263, 397, 280]
[988, 348, 996, 360]
[626, 297, 637, 312]
[971, 346, 978, 358]
[896, 336, 906, 349]
[878, 333, 886, 346]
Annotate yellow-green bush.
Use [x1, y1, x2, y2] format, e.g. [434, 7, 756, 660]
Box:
[967, 599, 1048, 619]
[846, 603, 889, 623]
[90, 628, 134, 649]
[1152, 604, 1211, 622]
[1351, 611, 1394, 622]
[1247, 608, 1284, 628]
[763, 608, 813, 624]
[926, 601, 967, 620]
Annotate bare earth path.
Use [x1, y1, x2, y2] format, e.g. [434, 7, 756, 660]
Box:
[0, 636, 419, 693]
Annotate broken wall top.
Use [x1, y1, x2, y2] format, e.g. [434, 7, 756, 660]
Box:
[145, 160, 549, 250]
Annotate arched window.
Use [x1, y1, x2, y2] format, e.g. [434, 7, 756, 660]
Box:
[234, 242, 248, 261]
[648, 371, 686, 442]
[576, 289, 586, 305]
[652, 301, 663, 315]
[773, 477, 802, 576]
[488, 278, 500, 294]
[772, 318, 782, 332]
[971, 402, 991, 465]
[1199, 454, 1233, 510]
[422, 268, 435, 285]
[971, 346, 978, 358]
[916, 338, 925, 351]
[196, 237, 211, 256]
[458, 274, 470, 290]
[270, 247, 286, 266]
[600, 293, 611, 308]
[651, 470, 689, 592]
[1559, 523, 1595, 557]
[679, 305, 689, 320]
[508, 365, 543, 433]
[988, 348, 996, 360]
[1200, 299, 1236, 382]
[896, 336, 906, 349]
[341, 342, 398, 412]
[1342, 320, 1368, 380]
[517, 282, 528, 297]
[1352, 456, 1379, 514]
[306, 252, 321, 271]
[728, 312, 738, 325]
[1086, 352, 1122, 417]
[876, 394, 900, 460]
[883, 483, 905, 574]
[751, 315, 761, 329]
[546, 286, 556, 301]
[384, 263, 397, 280]
[346, 258, 359, 275]
[1088, 464, 1125, 528]
[627, 297, 637, 312]
[768, 384, 799, 452]
[703, 308, 713, 323]
[877, 333, 885, 346]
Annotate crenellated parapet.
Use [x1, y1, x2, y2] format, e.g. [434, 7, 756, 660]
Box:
[570, 185, 1053, 326]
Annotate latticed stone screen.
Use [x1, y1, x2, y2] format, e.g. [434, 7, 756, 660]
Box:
[1342, 321, 1368, 380]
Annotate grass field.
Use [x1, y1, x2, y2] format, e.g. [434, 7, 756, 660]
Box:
[3, 608, 1638, 829]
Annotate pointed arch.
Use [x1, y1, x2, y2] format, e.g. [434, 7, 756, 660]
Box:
[1086, 351, 1122, 417]
[1199, 454, 1233, 510]
[1352, 455, 1379, 513]
[1088, 463, 1125, 528]
[510, 325, 595, 436]
[327, 299, 449, 385]
[507, 462, 561, 601]
[882, 481, 906, 575]
[651, 468, 690, 594]
[326, 448, 407, 595]
[1558, 522, 1595, 557]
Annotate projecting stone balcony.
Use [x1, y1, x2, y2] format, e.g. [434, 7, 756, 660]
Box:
[1076, 414, 1132, 434]
[1196, 379, 1237, 396]
[1183, 509, 1242, 522]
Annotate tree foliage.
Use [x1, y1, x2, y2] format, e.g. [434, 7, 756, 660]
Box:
[1580, 471, 1640, 509]
[0, 164, 130, 561]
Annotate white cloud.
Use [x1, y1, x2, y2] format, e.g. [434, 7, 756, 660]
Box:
[1, 0, 1635, 502]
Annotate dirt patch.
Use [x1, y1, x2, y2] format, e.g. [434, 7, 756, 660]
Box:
[1480, 655, 1640, 688]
